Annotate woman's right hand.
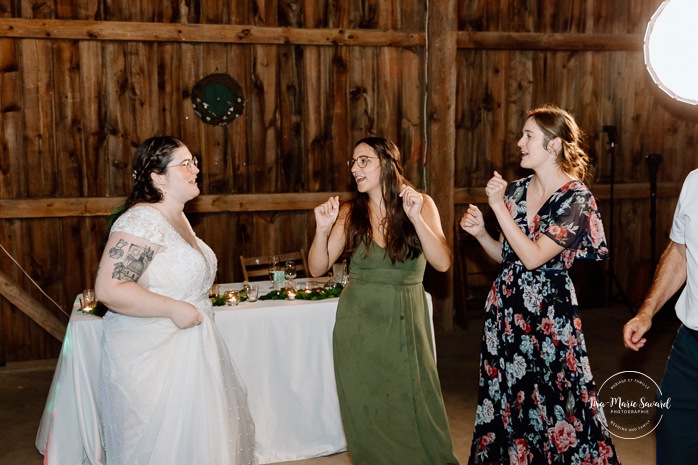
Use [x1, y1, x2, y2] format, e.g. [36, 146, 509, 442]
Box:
[485, 171, 507, 209]
[460, 204, 486, 238]
[169, 301, 202, 329]
[314, 196, 340, 230]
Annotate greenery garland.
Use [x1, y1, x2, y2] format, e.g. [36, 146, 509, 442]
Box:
[260, 284, 344, 301]
[79, 285, 344, 314]
[211, 283, 344, 306]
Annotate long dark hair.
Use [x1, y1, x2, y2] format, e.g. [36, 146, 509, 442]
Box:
[108, 136, 183, 225]
[344, 137, 421, 263]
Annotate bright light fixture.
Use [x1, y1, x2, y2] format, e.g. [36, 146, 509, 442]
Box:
[644, 0, 698, 105]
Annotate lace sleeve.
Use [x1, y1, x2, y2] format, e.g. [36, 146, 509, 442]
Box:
[110, 206, 167, 246]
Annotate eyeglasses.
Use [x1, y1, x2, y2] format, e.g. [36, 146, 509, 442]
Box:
[167, 157, 199, 173]
[347, 156, 378, 169]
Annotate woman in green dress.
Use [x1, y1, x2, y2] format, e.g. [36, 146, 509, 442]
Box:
[309, 137, 460, 464]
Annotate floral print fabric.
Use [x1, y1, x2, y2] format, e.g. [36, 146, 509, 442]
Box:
[468, 176, 620, 465]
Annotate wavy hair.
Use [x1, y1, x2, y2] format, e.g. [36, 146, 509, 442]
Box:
[108, 136, 183, 225]
[344, 137, 421, 263]
[528, 104, 590, 182]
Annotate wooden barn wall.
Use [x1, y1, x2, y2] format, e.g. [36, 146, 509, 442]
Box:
[1, 0, 697, 362]
[453, 0, 698, 318]
[0, 0, 432, 362]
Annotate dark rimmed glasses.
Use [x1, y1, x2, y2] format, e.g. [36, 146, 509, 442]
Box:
[347, 156, 378, 169]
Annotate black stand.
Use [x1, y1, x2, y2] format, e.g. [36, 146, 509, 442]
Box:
[646, 154, 663, 271]
[602, 126, 634, 313]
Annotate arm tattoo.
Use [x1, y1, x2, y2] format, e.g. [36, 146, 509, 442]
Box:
[111, 242, 156, 282]
[108, 239, 128, 259]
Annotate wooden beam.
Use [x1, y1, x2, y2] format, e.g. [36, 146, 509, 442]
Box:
[454, 182, 682, 205]
[0, 19, 643, 52]
[427, 0, 457, 332]
[0, 18, 425, 47]
[0, 192, 355, 218]
[457, 31, 642, 51]
[0, 184, 680, 219]
[187, 192, 355, 213]
[0, 270, 66, 342]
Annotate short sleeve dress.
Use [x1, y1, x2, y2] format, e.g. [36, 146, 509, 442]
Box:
[99, 206, 256, 465]
[468, 176, 620, 465]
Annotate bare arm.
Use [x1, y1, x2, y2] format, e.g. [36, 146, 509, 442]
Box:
[94, 232, 201, 329]
[623, 241, 687, 351]
[401, 190, 451, 272]
[308, 196, 348, 276]
[460, 204, 503, 263]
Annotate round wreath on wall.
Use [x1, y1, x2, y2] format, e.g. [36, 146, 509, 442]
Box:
[191, 73, 245, 126]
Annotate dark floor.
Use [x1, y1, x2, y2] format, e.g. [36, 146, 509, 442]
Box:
[0, 305, 679, 465]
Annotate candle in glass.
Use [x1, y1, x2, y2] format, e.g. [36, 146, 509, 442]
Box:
[225, 290, 239, 306]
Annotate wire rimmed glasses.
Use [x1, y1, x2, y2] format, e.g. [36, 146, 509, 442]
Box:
[167, 157, 199, 173]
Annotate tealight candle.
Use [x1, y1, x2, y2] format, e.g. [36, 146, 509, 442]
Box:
[80, 288, 96, 313]
[286, 288, 297, 300]
[225, 290, 239, 306]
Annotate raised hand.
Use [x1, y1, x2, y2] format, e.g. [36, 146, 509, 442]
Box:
[485, 171, 507, 208]
[399, 185, 423, 222]
[314, 196, 340, 231]
[460, 204, 486, 238]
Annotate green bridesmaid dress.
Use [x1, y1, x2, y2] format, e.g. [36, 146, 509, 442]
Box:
[333, 241, 459, 465]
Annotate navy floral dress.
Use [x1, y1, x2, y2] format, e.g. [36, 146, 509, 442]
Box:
[468, 176, 620, 465]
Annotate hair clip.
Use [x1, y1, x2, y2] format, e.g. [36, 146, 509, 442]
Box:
[132, 170, 138, 180]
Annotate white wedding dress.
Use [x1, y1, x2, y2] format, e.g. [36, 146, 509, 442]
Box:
[99, 206, 256, 465]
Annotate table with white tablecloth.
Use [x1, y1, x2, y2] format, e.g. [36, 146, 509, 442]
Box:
[36, 283, 434, 464]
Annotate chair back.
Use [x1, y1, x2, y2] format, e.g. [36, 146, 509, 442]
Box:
[240, 249, 309, 282]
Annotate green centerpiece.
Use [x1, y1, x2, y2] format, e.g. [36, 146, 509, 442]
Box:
[260, 284, 344, 301]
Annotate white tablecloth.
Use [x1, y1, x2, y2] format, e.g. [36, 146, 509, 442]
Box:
[36, 283, 434, 464]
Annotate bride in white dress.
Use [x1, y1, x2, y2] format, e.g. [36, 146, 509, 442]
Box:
[95, 136, 256, 465]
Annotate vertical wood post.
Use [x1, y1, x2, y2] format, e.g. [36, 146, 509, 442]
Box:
[426, 0, 457, 332]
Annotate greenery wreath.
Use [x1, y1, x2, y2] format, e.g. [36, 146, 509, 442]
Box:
[191, 73, 245, 126]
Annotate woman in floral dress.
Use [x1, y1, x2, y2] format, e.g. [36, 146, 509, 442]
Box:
[460, 105, 620, 464]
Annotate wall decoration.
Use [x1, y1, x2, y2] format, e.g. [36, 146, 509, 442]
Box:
[191, 73, 245, 125]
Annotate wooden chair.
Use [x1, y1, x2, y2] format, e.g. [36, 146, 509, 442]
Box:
[240, 249, 309, 282]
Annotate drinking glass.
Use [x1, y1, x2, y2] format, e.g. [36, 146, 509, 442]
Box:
[332, 263, 343, 282]
[247, 284, 259, 302]
[285, 261, 297, 280]
[268, 255, 280, 280]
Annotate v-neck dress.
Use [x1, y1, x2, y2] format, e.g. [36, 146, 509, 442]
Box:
[99, 206, 256, 465]
[333, 241, 459, 465]
[468, 176, 620, 464]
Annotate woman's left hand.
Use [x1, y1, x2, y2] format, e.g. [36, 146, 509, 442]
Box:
[485, 171, 507, 208]
[399, 184, 423, 221]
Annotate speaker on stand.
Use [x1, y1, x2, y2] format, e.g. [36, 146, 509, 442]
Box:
[601, 125, 634, 314]
[645, 154, 663, 272]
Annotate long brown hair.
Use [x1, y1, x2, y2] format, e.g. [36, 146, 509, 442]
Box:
[344, 137, 421, 262]
[528, 104, 590, 182]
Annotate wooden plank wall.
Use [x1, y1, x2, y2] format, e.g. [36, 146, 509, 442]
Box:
[1, 0, 698, 362]
[453, 0, 698, 316]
